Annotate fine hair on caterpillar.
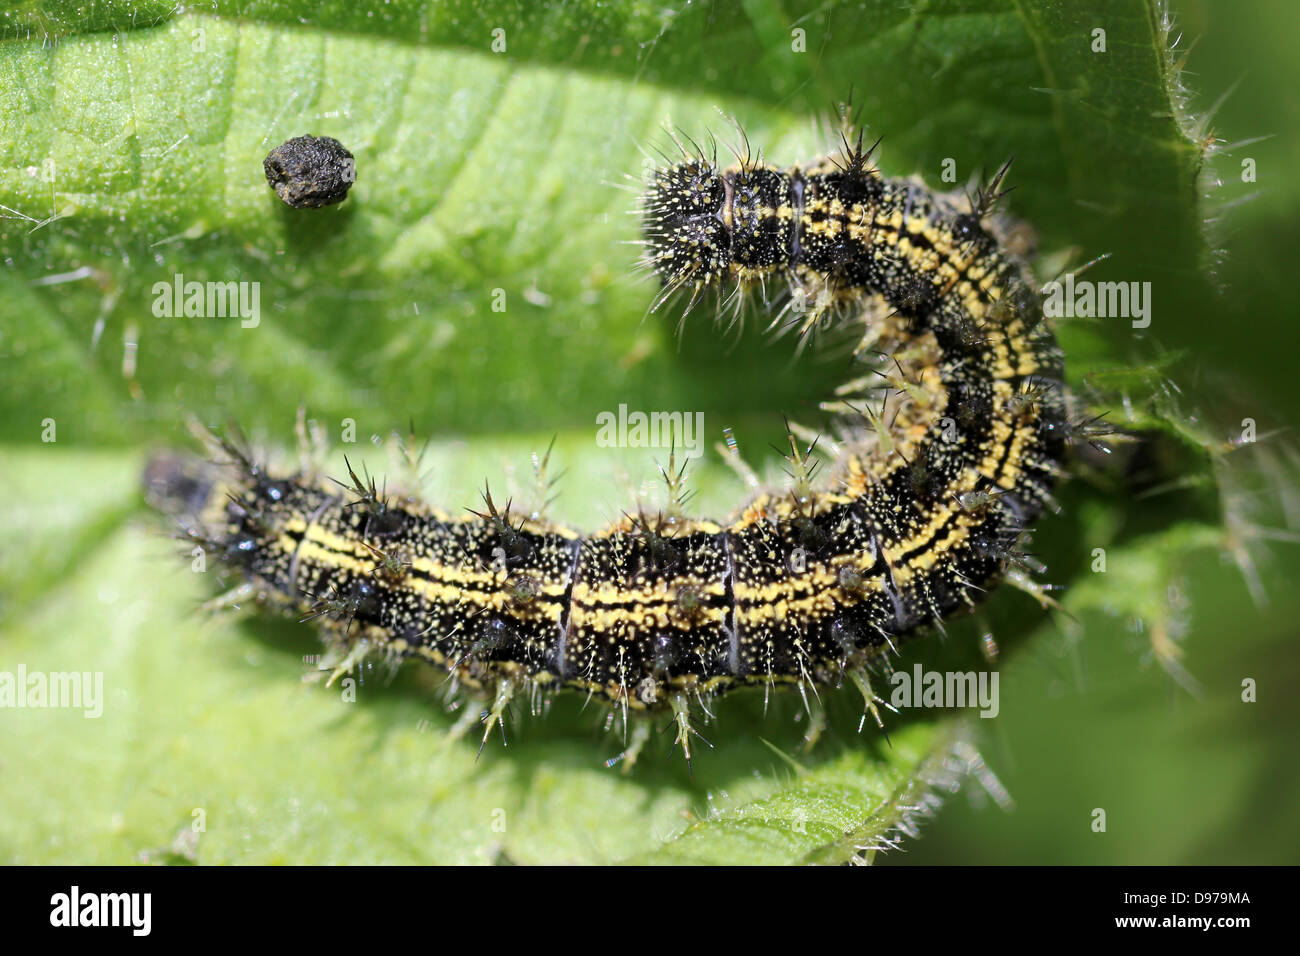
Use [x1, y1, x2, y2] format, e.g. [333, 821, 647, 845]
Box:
[146, 114, 1075, 772]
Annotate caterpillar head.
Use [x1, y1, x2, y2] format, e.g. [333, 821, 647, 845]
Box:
[143, 452, 219, 520]
[642, 159, 730, 295]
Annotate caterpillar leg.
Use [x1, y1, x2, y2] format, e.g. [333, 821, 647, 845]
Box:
[799, 695, 828, 752]
[199, 581, 257, 614]
[447, 699, 482, 742]
[478, 678, 517, 758]
[605, 716, 653, 775]
[527, 435, 561, 523]
[441, 680, 518, 755]
[714, 426, 762, 491]
[299, 634, 369, 687]
[1005, 567, 1064, 613]
[669, 693, 711, 774]
[294, 406, 329, 479]
[323, 640, 369, 688]
[848, 666, 893, 734]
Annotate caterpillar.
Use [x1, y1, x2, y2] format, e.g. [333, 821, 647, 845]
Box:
[145, 120, 1073, 771]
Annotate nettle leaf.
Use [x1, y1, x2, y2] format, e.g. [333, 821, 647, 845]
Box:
[0, 0, 1233, 865]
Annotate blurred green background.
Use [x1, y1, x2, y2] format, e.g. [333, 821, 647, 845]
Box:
[0, 0, 1296, 864]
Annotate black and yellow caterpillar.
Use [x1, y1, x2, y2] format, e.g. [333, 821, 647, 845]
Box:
[146, 126, 1069, 768]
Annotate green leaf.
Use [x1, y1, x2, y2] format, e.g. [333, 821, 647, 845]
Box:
[3, 0, 1268, 866]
